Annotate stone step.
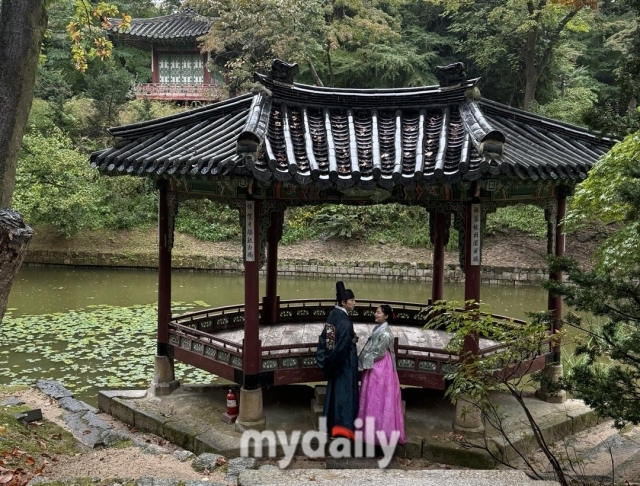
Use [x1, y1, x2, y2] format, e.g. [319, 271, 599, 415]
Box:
[238, 469, 560, 485]
[581, 426, 640, 483]
[309, 398, 407, 432]
[315, 385, 326, 405]
[310, 398, 323, 430]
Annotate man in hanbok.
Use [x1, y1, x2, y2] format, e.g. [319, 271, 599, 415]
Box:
[316, 281, 359, 439]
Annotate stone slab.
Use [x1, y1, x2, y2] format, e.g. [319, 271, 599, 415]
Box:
[110, 397, 136, 426]
[237, 469, 560, 485]
[36, 379, 73, 399]
[63, 410, 112, 448]
[58, 396, 99, 414]
[194, 428, 243, 458]
[134, 406, 168, 436]
[163, 419, 210, 451]
[98, 389, 147, 414]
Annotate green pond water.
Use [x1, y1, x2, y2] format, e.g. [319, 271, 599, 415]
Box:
[1, 266, 551, 405]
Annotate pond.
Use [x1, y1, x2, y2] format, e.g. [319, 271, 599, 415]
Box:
[2, 266, 552, 405]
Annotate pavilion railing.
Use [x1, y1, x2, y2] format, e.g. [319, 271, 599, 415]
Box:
[167, 299, 553, 386]
[132, 83, 227, 101]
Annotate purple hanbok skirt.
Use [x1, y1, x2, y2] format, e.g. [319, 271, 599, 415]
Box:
[357, 350, 406, 445]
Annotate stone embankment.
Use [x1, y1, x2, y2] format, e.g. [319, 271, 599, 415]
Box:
[23, 249, 546, 286]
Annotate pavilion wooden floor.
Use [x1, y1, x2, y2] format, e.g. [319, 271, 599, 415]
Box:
[214, 322, 498, 357]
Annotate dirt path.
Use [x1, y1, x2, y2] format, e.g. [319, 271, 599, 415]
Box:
[3, 387, 225, 482]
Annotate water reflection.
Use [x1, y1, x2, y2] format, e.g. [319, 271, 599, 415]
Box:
[7, 266, 549, 321]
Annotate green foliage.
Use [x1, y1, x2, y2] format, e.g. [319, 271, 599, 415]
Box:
[545, 257, 640, 428]
[14, 103, 157, 234]
[281, 204, 433, 247]
[201, 0, 327, 93]
[423, 301, 569, 481]
[175, 199, 240, 242]
[531, 87, 596, 125]
[14, 129, 103, 236]
[119, 99, 187, 125]
[486, 204, 547, 238]
[94, 176, 157, 231]
[85, 65, 135, 136]
[567, 131, 640, 270]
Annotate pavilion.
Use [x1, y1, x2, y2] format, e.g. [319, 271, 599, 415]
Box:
[90, 60, 615, 432]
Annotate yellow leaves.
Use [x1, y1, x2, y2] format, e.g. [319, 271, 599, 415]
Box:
[67, 1, 124, 71]
[92, 38, 114, 61]
[0, 426, 5, 436]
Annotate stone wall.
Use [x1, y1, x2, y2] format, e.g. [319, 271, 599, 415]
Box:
[23, 249, 549, 286]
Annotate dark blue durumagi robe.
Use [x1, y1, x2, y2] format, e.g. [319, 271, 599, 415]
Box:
[316, 306, 359, 437]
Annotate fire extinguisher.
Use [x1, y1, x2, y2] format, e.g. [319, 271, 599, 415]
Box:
[226, 389, 239, 416]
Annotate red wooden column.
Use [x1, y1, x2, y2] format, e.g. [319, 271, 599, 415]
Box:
[454, 199, 484, 432]
[463, 200, 481, 355]
[152, 181, 179, 396]
[537, 190, 568, 403]
[548, 192, 567, 362]
[243, 198, 261, 377]
[263, 210, 283, 325]
[431, 211, 447, 303]
[151, 47, 159, 84]
[237, 198, 266, 429]
[157, 182, 171, 355]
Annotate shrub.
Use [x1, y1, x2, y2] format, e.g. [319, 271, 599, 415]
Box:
[175, 199, 240, 241]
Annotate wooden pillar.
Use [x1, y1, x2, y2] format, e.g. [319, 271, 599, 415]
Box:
[454, 199, 484, 432]
[238, 198, 266, 430]
[203, 52, 211, 85]
[463, 201, 481, 354]
[243, 199, 261, 377]
[537, 191, 568, 403]
[152, 182, 179, 396]
[157, 182, 171, 356]
[431, 211, 447, 303]
[548, 193, 567, 362]
[263, 210, 283, 325]
[151, 47, 159, 84]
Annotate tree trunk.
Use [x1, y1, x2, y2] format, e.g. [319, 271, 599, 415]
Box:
[0, 210, 33, 323]
[0, 0, 48, 208]
[523, 27, 539, 111]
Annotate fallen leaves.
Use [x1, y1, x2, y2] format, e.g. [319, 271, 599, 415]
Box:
[215, 456, 227, 467]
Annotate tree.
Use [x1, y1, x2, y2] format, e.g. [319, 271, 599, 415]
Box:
[423, 301, 576, 484]
[428, 0, 598, 110]
[0, 0, 128, 325]
[542, 130, 640, 428]
[0, 0, 48, 324]
[566, 132, 640, 270]
[196, 0, 446, 91]
[0, 0, 48, 208]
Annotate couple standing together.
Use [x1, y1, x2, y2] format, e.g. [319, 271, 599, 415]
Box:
[316, 281, 406, 446]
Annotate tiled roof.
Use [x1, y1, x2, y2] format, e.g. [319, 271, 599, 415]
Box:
[106, 7, 213, 41]
[90, 61, 615, 189]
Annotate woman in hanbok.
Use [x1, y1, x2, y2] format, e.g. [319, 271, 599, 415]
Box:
[357, 304, 406, 446]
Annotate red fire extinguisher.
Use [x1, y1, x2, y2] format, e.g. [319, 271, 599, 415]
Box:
[226, 389, 239, 416]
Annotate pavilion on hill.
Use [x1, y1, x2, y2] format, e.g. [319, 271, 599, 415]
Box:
[90, 59, 615, 432]
[105, 7, 224, 102]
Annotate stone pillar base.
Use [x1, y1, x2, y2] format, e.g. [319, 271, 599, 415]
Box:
[453, 396, 484, 437]
[235, 416, 267, 433]
[150, 380, 180, 397]
[235, 387, 265, 432]
[150, 355, 180, 397]
[536, 364, 566, 404]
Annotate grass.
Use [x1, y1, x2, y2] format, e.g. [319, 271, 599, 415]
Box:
[0, 388, 80, 481]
